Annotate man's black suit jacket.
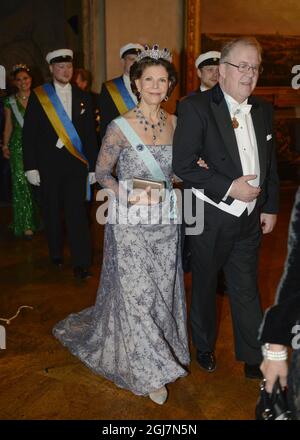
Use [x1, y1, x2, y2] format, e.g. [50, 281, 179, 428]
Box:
[22, 83, 98, 178]
[173, 84, 279, 214]
[97, 76, 124, 142]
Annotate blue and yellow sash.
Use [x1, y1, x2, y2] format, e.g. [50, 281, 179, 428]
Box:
[34, 84, 91, 200]
[106, 77, 135, 114]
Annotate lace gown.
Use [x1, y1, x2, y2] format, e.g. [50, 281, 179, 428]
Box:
[53, 120, 190, 396]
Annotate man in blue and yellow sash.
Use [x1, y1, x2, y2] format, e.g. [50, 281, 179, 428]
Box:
[22, 49, 99, 279]
[98, 43, 143, 140]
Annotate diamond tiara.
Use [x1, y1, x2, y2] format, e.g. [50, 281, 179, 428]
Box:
[12, 63, 30, 73]
[136, 44, 172, 63]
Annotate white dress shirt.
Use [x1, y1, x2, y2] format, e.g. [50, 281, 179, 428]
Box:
[123, 74, 138, 105]
[192, 92, 260, 217]
[54, 81, 72, 149]
[200, 85, 209, 92]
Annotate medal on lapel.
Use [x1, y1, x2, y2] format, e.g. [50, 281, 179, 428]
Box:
[80, 102, 86, 115]
[232, 116, 239, 129]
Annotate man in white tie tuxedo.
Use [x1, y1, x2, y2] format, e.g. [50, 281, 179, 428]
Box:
[173, 37, 279, 378]
[22, 49, 98, 279]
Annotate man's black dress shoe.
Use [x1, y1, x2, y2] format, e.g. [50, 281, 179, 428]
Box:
[51, 257, 63, 268]
[73, 266, 92, 280]
[244, 363, 263, 379]
[196, 351, 216, 372]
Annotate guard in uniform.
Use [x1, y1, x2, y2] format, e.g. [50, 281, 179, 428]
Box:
[195, 50, 220, 93]
[98, 43, 143, 140]
[23, 49, 98, 279]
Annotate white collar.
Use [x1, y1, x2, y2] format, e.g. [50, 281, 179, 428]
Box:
[200, 85, 209, 92]
[222, 91, 248, 107]
[122, 74, 137, 103]
[54, 81, 71, 92]
[122, 74, 130, 87]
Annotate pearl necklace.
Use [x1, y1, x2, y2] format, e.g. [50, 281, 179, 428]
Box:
[134, 107, 167, 143]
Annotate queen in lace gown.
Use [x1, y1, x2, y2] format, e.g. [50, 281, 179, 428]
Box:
[53, 49, 190, 399]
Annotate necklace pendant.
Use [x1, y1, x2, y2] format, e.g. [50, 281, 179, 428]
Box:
[135, 106, 166, 142]
[232, 116, 239, 129]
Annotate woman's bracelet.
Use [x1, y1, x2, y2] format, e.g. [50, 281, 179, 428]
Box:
[262, 343, 288, 361]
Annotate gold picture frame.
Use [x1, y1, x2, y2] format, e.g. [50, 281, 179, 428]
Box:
[184, 0, 201, 94]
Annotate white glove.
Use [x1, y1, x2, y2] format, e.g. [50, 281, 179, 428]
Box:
[88, 172, 96, 185]
[25, 170, 40, 186]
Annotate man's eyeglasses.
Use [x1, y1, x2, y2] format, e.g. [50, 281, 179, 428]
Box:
[224, 61, 263, 75]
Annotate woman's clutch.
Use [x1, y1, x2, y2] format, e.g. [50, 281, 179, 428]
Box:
[132, 177, 166, 202]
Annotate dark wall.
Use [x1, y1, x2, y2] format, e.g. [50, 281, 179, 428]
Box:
[0, 0, 81, 87]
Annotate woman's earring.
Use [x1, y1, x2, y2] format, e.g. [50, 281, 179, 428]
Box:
[136, 91, 141, 101]
[164, 96, 169, 102]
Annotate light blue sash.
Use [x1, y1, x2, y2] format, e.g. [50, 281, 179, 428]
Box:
[9, 96, 24, 128]
[114, 116, 176, 219]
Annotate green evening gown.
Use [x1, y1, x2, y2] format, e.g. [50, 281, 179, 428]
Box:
[4, 96, 40, 237]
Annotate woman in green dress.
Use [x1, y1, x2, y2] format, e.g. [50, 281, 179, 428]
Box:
[2, 64, 39, 238]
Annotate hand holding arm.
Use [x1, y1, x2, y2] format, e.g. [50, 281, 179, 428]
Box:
[197, 157, 209, 169]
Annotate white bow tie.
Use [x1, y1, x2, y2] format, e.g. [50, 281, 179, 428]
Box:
[231, 103, 252, 116]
